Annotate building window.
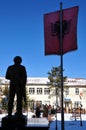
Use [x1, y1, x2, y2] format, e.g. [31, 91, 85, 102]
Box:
[44, 101, 50, 105]
[65, 88, 69, 95]
[44, 88, 50, 95]
[37, 88, 42, 94]
[29, 88, 35, 94]
[74, 101, 81, 108]
[75, 88, 79, 95]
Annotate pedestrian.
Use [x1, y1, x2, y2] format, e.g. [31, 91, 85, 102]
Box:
[5, 56, 27, 117]
[36, 105, 40, 118]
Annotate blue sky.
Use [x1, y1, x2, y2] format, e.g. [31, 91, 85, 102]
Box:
[0, 0, 86, 79]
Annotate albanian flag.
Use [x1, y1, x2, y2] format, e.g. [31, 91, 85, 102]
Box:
[44, 6, 79, 55]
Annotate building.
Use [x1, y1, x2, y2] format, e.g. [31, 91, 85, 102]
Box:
[0, 77, 86, 111]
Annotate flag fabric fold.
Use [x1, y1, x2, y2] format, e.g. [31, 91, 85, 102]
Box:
[44, 6, 79, 55]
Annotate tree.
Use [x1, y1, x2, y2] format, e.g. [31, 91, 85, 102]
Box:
[1, 85, 9, 110]
[47, 66, 67, 107]
[2, 84, 30, 113]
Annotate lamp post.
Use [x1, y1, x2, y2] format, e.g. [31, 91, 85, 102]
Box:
[80, 104, 83, 126]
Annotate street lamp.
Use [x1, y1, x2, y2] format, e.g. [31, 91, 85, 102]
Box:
[80, 104, 83, 126]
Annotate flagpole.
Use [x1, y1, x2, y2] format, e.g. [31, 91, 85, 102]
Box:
[60, 2, 65, 130]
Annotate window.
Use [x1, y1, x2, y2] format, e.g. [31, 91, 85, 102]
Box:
[44, 101, 50, 105]
[65, 88, 69, 95]
[74, 101, 81, 108]
[29, 88, 35, 94]
[44, 88, 50, 95]
[37, 88, 42, 94]
[75, 88, 79, 95]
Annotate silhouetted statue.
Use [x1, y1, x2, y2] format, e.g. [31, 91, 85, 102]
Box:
[5, 56, 27, 117]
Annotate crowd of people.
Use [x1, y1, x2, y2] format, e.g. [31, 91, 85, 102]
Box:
[33, 103, 56, 118]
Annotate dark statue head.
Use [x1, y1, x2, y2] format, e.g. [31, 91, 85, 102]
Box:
[13, 56, 22, 64]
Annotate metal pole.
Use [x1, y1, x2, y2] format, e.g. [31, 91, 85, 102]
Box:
[80, 104, 83, 126]
[56, 86, 58, 130]
[60, 2, 65, 130]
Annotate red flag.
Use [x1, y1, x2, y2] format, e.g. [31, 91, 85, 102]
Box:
[44, 6, 79, 55]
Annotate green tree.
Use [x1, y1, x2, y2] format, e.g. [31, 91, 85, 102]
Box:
[1, 85, 9, 110]
[2, 85, 30, 113]
[47, 66, 67, 107]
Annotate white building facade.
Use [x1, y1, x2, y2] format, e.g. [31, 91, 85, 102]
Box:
[0, 77, 86, 111]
